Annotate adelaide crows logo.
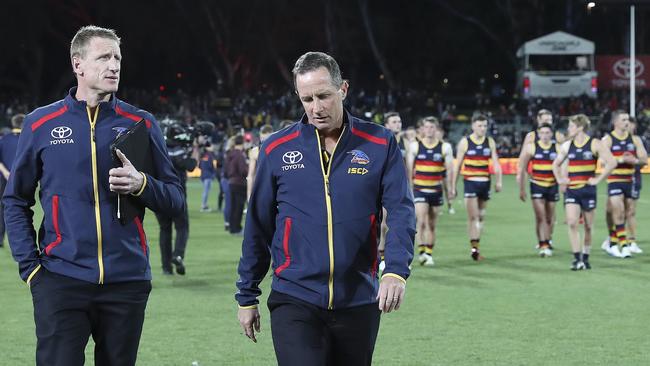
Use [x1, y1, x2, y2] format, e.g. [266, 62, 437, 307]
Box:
[348, 150, 370, 165]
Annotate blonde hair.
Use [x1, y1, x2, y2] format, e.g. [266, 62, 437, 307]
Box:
[569, 114, 591, 131]
[70, 25, 120, 59]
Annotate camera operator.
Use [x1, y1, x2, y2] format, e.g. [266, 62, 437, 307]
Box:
[155, 121, 199, 275]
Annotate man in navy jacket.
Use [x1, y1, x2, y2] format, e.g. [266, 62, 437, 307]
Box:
[3, 25, 184, 366]
[236, 51, 415, 366]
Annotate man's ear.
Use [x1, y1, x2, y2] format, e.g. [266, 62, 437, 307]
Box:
[72, 56, 83, 77]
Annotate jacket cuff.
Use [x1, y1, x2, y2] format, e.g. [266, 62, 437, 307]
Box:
[238, 304, 258, 310]
[381, 273, 407, 284]
[131, 172, 148, 197]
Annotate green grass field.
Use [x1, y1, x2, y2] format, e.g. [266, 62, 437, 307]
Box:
[1, 176, 649, 365]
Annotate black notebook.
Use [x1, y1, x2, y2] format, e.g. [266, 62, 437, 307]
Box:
[110, 119, 153, 224]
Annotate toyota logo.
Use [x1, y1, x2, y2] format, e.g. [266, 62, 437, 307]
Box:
[282, 151, 303, 164]
[51, 126, 73, 139]
[613, 58, 644, 79]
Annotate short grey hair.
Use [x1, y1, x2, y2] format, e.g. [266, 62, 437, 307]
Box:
[70, 25, 120, 59]
[292, 52, 343, 89]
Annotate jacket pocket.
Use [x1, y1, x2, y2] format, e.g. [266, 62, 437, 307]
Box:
[44, 195, 62, 256]
[133, 217, 147, 256]
[274, 217, 293, 276]
[369, 214, 378, 277]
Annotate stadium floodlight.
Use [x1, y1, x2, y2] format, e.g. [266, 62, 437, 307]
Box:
[587, 2, 596, 9]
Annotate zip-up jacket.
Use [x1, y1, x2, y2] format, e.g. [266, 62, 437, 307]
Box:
[236, 112, 415, 310]
[3, 88, 185, 285]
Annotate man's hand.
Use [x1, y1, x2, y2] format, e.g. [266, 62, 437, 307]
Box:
[495, 182, 503, 193]
[519, 189, 527, 202]
[109, 149, 144, 194]
[622, 152, 638, 165]
[587, 177, 600, 186]
[449, 188, 457, 200]
[238, 307, 261, 343]
[377, 275, 406, 313]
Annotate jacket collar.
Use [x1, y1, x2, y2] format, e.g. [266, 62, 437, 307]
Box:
[298, 109, 354, 133]
[64, 87, 118, 111]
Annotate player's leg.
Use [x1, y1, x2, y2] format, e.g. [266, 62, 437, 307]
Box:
[609, 192, 630, 258]
[582, 208, 596, 269]
[465, 197, 482, 261]
[378, 207, 388, 271]
[532, 198, 550, 256]
[565, 203, 584, 270]
[626, 198, 642, 253]
[415, 201, 430, 265]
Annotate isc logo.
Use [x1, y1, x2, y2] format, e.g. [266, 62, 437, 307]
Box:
[347, 167, 368, 175]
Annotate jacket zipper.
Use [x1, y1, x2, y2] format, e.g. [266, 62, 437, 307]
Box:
[315, 126, 345, 310]
[86, 106, 104, 284]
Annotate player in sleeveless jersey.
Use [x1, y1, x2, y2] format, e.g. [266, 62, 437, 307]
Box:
[518, 123, 558, 257]
[406, 117, 453, 266]
[451, 114, 502, 261]
[600, 110, 647, 258]
[552, 114, 616, 270]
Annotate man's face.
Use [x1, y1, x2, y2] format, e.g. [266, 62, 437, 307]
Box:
[73, 37, 121, 94]
[537, 113, 552, 127]
[567, 121, 580, 137]
[537, 127, 553, 143]
[385, 116, 402, 134]
[405, 129, 416, 141]
[614, 113, 630, 132]
[628, 122, 637, 135]
[295, 67, 347, 133]
[472, 120, 487, 137]
[422, 121, 436, 139]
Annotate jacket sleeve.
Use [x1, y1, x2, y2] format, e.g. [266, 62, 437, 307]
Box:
[381, 133, 416, 282]
[133, 116, 185, 217]
[2, 117, 41, 281]
[235, 147, 277, 307]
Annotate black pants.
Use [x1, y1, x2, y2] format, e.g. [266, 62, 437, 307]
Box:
[155, 204, 189, 272]
[268, 291, 381, 366]
[229, 184, 246, 233]
[0, 176, 6, 244]
[30, 268, 151, 366]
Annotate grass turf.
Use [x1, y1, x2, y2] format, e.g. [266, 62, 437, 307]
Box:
[0, 175, 649, 365]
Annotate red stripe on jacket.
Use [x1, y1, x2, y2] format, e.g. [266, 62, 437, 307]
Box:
[32, 106, 68, 132]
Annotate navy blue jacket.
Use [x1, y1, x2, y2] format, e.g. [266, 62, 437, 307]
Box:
[0, 128, 21, 172]
[3, 88, 185, 284]
[236, 113, 415, 310]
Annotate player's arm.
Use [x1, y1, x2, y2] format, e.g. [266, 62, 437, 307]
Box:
[451, 138, 468, 198]
[2, 115, 41, 283]
[516, 131, 535, 184]
[600, 134, 613, 167]
[631, 136, 648, 166]
[589, 138, 617, 186]
[552, 141, 570, 187]
[489, 137, 502, 192]
[405, 141, 418, 187]
[518, 143, 534, 202]
[442, 142, 454, 199]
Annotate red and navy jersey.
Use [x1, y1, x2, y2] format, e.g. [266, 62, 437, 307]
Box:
[567, 137, 598, 189]
[461, 135, 492, 181]
[236, 112, 415, 310]
[413, 140, 445, 192]
[608, 131, 636, 183]
[3, 88, 185, 284]
[530, 141, 558, 187]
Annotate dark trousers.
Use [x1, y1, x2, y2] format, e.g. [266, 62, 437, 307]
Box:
[155, 203, 189, 272]
[30, 268, 151, 366]
[229, 183, 246, 233]
[268, 291, 381, 366]
[0, 176, 6, 244]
